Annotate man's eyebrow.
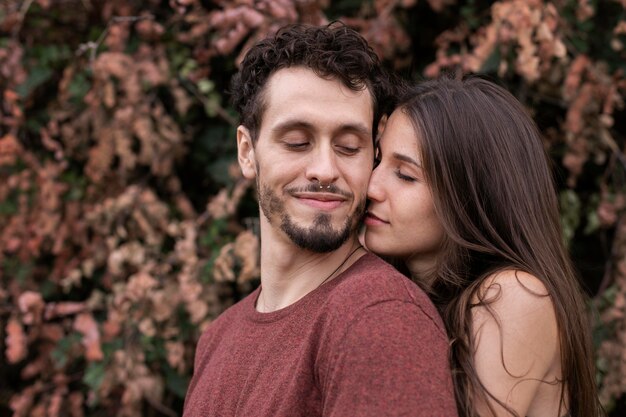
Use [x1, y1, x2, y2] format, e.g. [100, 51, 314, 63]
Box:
[270, 119, 371, 137]
[271, 120, 314, 134]
[338, 123, 371, 138]
[392, 152, 422, 168]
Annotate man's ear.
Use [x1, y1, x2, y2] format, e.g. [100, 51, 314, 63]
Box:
[237, 125, 257, 179]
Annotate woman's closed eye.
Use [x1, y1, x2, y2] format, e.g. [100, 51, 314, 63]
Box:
[395, 168, 417, 182]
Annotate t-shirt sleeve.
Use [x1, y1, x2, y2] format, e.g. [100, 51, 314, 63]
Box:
[320, 300, 458, 417]
[183, 327, 211, 414]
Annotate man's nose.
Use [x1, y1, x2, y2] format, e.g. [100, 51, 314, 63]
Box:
[305, 145, 339, 186]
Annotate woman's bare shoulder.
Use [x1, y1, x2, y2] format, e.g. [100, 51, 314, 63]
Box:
[474, 269, 550, 304]
[470, 269, 561, 416]
[472, 269, 557, 353]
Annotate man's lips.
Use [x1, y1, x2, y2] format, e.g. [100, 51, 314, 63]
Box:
[293, 192, 346, 210]
[364, 211, 388, 225]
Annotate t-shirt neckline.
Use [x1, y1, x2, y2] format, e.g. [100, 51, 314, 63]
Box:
[245, 252, 373, 324]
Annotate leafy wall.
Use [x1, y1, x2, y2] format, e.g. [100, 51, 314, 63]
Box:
[0, 0, 625, 416]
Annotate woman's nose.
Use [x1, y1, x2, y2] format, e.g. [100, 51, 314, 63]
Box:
[367, 166, 385, 202]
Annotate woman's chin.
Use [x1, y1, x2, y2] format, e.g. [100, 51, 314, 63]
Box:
[364, 236, 399, 258]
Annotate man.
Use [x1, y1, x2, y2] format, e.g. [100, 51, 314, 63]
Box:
[183, 23, 458, 417]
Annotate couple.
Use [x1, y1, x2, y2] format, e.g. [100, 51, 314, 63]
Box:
[183, 23, 601, 417]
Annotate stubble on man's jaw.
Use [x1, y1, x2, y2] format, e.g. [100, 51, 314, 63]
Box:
[256, 182, 366, 253]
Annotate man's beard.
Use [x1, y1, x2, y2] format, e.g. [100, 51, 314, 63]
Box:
[258, 183, 366, 253]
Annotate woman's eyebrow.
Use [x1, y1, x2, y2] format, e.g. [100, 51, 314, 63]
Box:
[392, 152, 421, 168]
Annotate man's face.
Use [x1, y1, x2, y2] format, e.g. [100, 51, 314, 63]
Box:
[237, 67, 375, 252]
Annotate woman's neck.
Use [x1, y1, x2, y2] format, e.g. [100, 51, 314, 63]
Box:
[406, 255, 439, 291]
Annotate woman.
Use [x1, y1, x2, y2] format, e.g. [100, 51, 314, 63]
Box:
[364, 76, 602, 417]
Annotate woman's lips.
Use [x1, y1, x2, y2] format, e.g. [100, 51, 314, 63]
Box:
[364, 211, 388, 226]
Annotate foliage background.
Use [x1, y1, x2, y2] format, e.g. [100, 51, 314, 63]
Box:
[1, 0, 625, 416]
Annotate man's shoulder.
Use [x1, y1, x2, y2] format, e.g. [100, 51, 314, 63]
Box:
[198, 288, 258, 338]
[326, 253, 444, 330]
[331, 253, 429, 305]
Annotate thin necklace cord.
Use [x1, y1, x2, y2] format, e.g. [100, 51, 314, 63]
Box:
[258, 244, 363, 312]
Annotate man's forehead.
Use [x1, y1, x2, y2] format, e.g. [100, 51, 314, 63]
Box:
[259, 67, 375, 132]
[264, 66, 372, 100]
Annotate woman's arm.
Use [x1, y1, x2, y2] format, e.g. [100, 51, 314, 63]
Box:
[471, 270, 561, 417]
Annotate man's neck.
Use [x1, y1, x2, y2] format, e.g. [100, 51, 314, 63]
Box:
[257, 222, 363, 313]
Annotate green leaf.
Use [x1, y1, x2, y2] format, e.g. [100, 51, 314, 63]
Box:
[197, 79, 215, 94]
[180, 59, 198, 78]
[68, 72, 91, 102]
[2, 259, 34, 286]
[584, 209, 600, 235]
[142, 335, 166, 362]
[460, 1, 481, 29]
[200, 219, 229, 248]
[204, 94, 221, 117]
[51, 332, 82, 369]
[83, 361, 107, 391]
[16, 66, 53, 98]
[0, 189, 19, 215]
[30, 44, 71, 66]
[559, 189, 581, 246]
[480, 49, 501, 74]
[207, 156, 237, 185]
[102, 339, 124, 358]
[61, 170, 88, 201]
[164, 366, 190, 398]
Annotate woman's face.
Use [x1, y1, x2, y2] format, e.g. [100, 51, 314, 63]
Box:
[364, 109, 445, 276]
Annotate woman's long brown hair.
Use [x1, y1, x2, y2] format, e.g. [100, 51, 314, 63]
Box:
[398, 75, 603, 417]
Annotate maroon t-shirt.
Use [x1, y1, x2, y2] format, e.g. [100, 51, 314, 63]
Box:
[183, 253, 458, 417]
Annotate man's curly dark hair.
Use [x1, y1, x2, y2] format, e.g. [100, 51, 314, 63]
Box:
[230, 22, 396, 141]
